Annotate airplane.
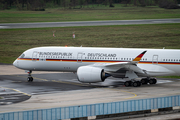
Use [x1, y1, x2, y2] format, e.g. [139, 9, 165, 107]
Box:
[13, 46, 180, 87]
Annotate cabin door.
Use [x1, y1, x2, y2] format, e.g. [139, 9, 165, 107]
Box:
[32, 51, 38, 61]
[77, 52, 84, 63]
[152, 55, 158, 64]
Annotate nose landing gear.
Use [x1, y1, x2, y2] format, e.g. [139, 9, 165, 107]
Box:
[27, 70, 33, 82]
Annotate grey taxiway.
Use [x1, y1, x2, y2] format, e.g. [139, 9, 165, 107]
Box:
[0, 18, 180, 29]
[0, 65, 180, 114]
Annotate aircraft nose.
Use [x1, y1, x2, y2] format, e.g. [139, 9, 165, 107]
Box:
[13, 60, 18, 67]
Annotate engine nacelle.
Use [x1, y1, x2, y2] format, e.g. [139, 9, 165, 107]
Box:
[77, 66, 106, 83]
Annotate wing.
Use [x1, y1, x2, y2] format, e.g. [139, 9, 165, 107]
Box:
[91, 51, 147, 75]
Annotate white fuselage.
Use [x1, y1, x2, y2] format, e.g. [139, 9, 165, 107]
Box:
[13, 47, 180, 77]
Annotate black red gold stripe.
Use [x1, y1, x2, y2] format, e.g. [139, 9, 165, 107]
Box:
[17, 58, 180, 65]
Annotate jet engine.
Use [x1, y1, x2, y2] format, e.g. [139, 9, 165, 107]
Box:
[77, 66, 109, 83]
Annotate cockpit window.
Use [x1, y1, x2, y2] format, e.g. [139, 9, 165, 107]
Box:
[18, 53, 25, 58]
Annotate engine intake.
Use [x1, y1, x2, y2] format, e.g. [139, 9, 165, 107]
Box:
[77, 66, 108, 83]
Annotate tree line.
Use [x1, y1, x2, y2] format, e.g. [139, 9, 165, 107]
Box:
[0, 0, 180, 10]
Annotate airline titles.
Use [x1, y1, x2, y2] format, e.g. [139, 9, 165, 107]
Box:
[39, 52, 117, 58]
[87, 53, 116, 57]
[39, 52, 72, 56]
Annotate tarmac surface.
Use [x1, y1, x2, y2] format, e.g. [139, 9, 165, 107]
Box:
[0, 65, 180, 119]
[0, 18, 180, 29]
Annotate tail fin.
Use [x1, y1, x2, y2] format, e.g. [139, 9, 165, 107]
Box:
[133, 51, 147, 63]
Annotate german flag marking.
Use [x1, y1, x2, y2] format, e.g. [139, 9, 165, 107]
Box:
[133, 51, 147, 62]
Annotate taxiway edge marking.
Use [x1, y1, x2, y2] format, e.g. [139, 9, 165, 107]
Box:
[121, 90, 137, 99]
[0, 86, 31, 96]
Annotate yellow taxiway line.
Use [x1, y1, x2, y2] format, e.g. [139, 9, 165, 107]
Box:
[0, 86, 31, 97]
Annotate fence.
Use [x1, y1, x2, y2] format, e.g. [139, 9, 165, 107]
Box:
[0, 95, 180, 120]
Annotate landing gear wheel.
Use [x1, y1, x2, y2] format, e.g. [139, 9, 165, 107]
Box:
[141, 78, 148, 84]
[149, 79, 154, 84]
[27, 70, 33, 82]
[124, 81, 131, 87]
[27, 77, 33, 82]
[153, 79, 157, 84]
[137, 81, 141, 87]
[151, 78, 157, 84]
[149, 78, 157, 84]
[133, 81, 138, 87]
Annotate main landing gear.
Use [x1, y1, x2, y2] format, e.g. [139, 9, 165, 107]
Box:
[141, 78, 157, 85]
[124, 78, 157, 87]
[27, 70, 33, 82]
[124, 81, 141, 87]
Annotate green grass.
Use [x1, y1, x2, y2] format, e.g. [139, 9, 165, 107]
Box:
[0, 6, 180, 23]
[0, 23, 180, 64]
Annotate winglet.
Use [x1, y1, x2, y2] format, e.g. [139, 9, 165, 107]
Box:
[133, 51, 147, 62]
